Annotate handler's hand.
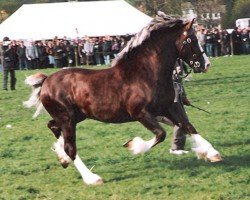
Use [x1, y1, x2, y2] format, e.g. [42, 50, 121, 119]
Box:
[182, 96, 191, 106]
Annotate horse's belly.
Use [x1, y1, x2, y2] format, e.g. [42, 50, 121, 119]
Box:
[81, 101, 132, 123]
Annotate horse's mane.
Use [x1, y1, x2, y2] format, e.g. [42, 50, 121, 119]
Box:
[112, 13, 184, 67]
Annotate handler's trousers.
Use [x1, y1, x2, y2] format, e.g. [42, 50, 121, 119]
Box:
[171, 82, 188, 150]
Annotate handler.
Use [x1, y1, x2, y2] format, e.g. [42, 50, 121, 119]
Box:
[170, 59, 191, 155]
[157, 58, 191, 155]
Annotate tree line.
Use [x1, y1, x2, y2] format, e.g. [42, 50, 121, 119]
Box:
[0, 0, 249, 28]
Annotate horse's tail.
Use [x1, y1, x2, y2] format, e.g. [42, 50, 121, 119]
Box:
[23, 73, 48, 119]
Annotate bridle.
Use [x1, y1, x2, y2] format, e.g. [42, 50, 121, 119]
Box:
[177, 32, 205, 70]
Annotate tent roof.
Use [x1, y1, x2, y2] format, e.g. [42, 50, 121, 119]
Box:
[0, 0, 152, 40]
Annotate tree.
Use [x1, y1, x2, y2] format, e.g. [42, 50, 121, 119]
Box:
[187, 0, 225, 28]
[221, 0, 235, 28]
[232, 0, 250, 20]
[129, 0, 182, 17]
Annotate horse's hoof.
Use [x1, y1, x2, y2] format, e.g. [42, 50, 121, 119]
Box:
[209, 154, 222, 163]
[93, 179, 104, 185]
[123, 139, 132, 148]
[59, 158, 69, 168]
[85, 174, 103, 185]
[123, 137, 150, 154]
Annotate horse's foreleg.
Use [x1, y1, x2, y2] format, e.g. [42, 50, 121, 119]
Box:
[74, 155, 103, 185]
[189, 134, 222, 162]
[124, 111, 166, 154]
[168, 103, 222, 162]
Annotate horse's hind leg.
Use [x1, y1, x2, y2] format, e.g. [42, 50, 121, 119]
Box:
[48, 119, 71, 168]
[124, 110, 166, 154]
[48, 120, 61, 139]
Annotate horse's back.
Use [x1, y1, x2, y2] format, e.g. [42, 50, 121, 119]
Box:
[40, 68, 133, 122]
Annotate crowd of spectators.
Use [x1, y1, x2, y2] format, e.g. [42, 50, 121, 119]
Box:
[0, 27, 249, 70]
[197, 27, 250, 57]
[0, 35, 132, 70]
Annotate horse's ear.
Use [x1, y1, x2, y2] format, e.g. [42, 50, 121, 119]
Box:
[184, 18, 196, 30]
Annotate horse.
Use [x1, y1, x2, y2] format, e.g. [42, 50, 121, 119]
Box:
[24, 12, 221, 185]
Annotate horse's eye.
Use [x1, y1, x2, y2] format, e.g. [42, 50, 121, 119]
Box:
[187, 38, 191, 43]
[183, 41, 187, 45]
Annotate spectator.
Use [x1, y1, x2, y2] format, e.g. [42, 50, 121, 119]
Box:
[241, 29, 250, 55]
[204, 29, 214, 57]
[102, 36, 112, 65]
[232, 27, 242, 55]
[64, 40, 75, 67]
[111, 36, 121, 58]
[36, 41, 48, 68]
[2, 37, 16, 90]
[93, 37, 102, 66]
[16, 40, 27, 70]
[26, 40, 38, 69]
[53, 40, 64, 68]
[46, 41, 55, 68]
[78, 40, 86, 66]
[213, 29, 221, 57]
[84, 37, 94, 65]
[197, 29, 206, 52]
[221, 29, 231, 56]
[11, 40, 19, 70]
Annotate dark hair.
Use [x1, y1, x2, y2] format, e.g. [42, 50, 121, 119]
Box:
[3, 36, 10, 41]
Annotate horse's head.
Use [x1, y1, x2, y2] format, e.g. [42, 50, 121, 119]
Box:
[176, 19, 210, 73]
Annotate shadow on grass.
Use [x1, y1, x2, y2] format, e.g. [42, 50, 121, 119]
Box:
[104, 153, 250, 183]
[189, 74, 249, 86]
[216, 139, 250, 147]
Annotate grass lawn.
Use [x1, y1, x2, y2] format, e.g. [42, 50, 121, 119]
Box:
[0, 55, 249, 200]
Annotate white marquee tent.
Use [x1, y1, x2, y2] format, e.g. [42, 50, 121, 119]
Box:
[0, 0, 152, 40]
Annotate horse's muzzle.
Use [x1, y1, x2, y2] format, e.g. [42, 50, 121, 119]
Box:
[203, 62, 210, 73]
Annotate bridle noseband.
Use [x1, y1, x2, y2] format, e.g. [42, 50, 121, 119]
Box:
[178, 34, 205, 69]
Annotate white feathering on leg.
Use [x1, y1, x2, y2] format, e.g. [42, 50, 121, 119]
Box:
[190, 134, 221, 162]
[129, 137, 156, 154]
[74, 155, 103, 185]
[52, 136, 72, 164]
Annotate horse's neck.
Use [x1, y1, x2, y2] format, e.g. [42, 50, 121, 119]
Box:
[146, 36, 178, 81]
[116, 32, 178, 83]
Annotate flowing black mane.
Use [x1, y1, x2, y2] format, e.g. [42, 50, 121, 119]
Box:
[112, 15, 184, 67]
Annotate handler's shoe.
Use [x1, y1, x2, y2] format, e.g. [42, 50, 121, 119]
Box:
[169, 149, 189, 155]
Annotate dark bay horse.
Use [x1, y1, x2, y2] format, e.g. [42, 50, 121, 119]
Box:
[24, 13, 221, 185]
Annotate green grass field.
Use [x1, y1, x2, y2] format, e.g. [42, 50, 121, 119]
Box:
[0, 56, 249, 200]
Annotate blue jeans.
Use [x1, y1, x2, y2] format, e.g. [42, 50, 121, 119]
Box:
[206, 43, 214, 57]
[19, 58, 27, 70]
[48, 55, 55, 65]
[103, 55, 110, 65]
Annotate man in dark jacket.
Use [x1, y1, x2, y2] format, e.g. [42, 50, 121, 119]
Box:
[232, 27, 242, 55]
[2, 37, 16, 90]
[221, 30, 231, 56]
[102, 36, 112, 65]
[16, 41, 27, 70]
[36, 41, 48, 68]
